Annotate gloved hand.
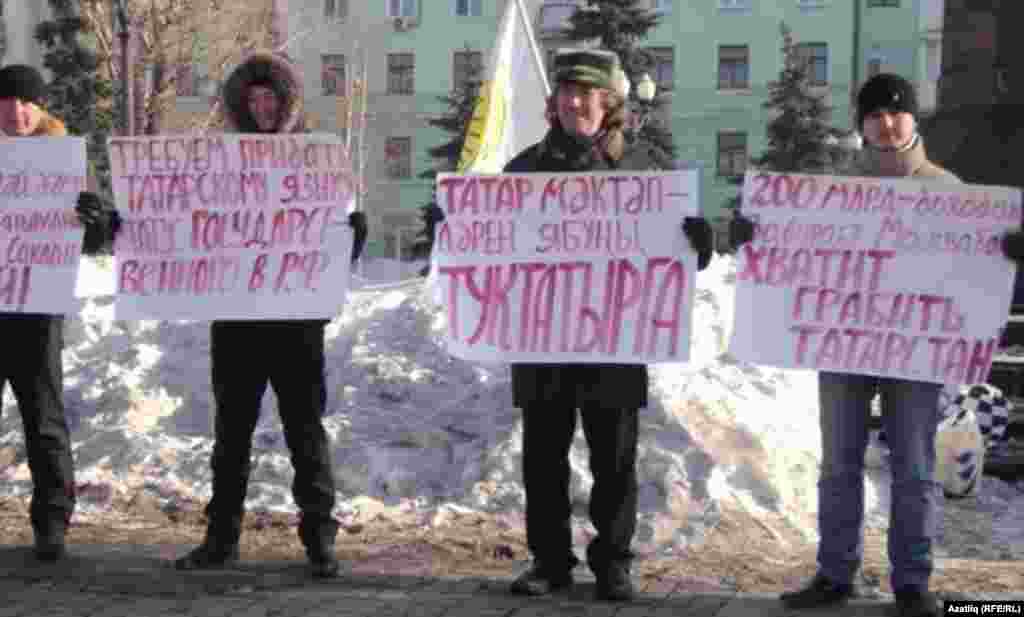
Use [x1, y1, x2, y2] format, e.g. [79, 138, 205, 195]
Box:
[1001, 229, 1024, 262]
[729, 214, 755, 251]
[682, 217, 713, 271]
[348, 211, 368, 264]
[76, 192, 121, 255]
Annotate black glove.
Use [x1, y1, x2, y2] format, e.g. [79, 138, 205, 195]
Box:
[1001, 229, 1024, 262]
[76, 192, 120, 255]
[348, 211, 368, 264]
[682, 217, 713, 271]
[729, 214, 755, 251]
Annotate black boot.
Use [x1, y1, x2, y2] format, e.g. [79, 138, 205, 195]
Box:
[893, 588, 939, 617]
[594, 561, 634, 602]
[780, 573, 856, 609]
[33, 521, 67, 562]
[300, 517, 340, 578]
[174, 520, 241, 571]
[509, 562, 574, 596]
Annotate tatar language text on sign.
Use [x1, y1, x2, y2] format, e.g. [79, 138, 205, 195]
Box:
[0, 138, 87, 314]
[729, 170, 1021, 384]
[432, 170, 700, 363]
[108, 134, 356, 320]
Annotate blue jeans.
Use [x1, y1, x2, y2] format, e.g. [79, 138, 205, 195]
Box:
[816, 372, 941, 592]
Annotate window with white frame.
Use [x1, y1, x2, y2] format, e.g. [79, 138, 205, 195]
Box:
[718, 45, 749, 90]
[651, 0, 671, 13]
[321, 54, 346, 96]
[719, 0, 751, 9]
[325, 0, 348, 19]
[455, 0, 482, 16]
[384, 137, 412, 179]
[796, 42, 828, 86]
[387, 0, 417, 18]
[387, 52, 415, 95]
[717, 132, 747, 178]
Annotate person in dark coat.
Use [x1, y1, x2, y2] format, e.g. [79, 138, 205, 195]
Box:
[504, 48, 713, 602]
[0, 64, 120, 561]
[173, 51, 367, 578]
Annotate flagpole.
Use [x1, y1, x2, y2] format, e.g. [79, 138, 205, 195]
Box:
[515, 0, 551, 96]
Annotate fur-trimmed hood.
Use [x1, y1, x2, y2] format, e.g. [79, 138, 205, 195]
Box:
[32, 111, 68, 137]
[221, 50, 304, 133]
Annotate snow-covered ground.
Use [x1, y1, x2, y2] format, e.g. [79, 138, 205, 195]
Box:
[1, 255, 1022, 558]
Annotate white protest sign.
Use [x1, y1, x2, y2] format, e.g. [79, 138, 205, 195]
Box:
[432, 170, 700, 363]
[0, 137, 86, 314]
[108, 133, 355, 320]
[729, 170, 1020, 384]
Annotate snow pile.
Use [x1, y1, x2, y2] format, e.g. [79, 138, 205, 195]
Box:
[3, 255, 1017, 556]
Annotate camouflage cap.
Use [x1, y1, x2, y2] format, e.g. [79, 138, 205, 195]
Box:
[552, 48, 621, 91]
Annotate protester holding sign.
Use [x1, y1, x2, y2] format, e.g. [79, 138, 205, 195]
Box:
[502, 48, 712, 603]
[173, 51, 366, 579]
[767, 74, 959, 617]
[0, 64, 119, 562]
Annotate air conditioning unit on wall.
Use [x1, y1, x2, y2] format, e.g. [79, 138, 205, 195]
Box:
[393, 16, 418, 31]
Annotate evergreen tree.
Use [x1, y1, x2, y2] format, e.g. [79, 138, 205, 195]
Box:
[411, 47, 483, 265]
[563, 0, 675, 163]
[719, 23, 846, 251]
[749, 22, 834, 174]
[35, 0, 114, 194]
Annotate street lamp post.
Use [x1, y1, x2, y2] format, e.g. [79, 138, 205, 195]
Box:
[113, 0, 133, 136]
[630, 72, 657, 139]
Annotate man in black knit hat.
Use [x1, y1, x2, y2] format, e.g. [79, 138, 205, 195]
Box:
[0, 64, 119, 562]
[730, 73, 956, 617]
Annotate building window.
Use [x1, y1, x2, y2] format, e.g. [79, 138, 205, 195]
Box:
[321, 54, 346, 96]
[867, 0, 899, 6]
[455, 0, 482, 16]
[325, 0, 348, 18]
[651, 0, 671, 13]
[387, 52, 415, 95]
[385, 137, 412, 179]
[718, 45, 749, 90]
[796, 42, 828, 86]
[719, 0, 750, 9]
[387, 0, 417, 17]
[453, 50, 483, 92]
[646, 47, 674, 92]
[717, 132, 747, 178]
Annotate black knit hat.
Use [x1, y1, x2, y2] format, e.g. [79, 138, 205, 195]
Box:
[552, 48, 621, 91]
[0, 65, 46, 105]
[856, 73, 918, 129]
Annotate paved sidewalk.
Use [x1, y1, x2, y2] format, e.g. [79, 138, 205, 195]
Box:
[0, 543, 1008, 616]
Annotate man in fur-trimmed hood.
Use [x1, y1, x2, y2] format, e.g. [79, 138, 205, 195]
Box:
[174, 50, 366, 579]
[221, 50, 306, 134]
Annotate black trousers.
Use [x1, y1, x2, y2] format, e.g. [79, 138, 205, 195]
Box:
[206, 320, 336, 541]
[521, 404, 639, 573]
[0, 316, 74, 532]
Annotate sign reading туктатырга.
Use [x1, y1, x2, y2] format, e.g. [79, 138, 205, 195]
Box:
[432, 170, 700, 364]
[729, 170, 1020, 385]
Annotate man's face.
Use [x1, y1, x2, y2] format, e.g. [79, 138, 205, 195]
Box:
[862, 109, 915, 149]
[0, 97, 43, 136]
[247, 85, 281, 133]
[555, 81, 608, 138]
